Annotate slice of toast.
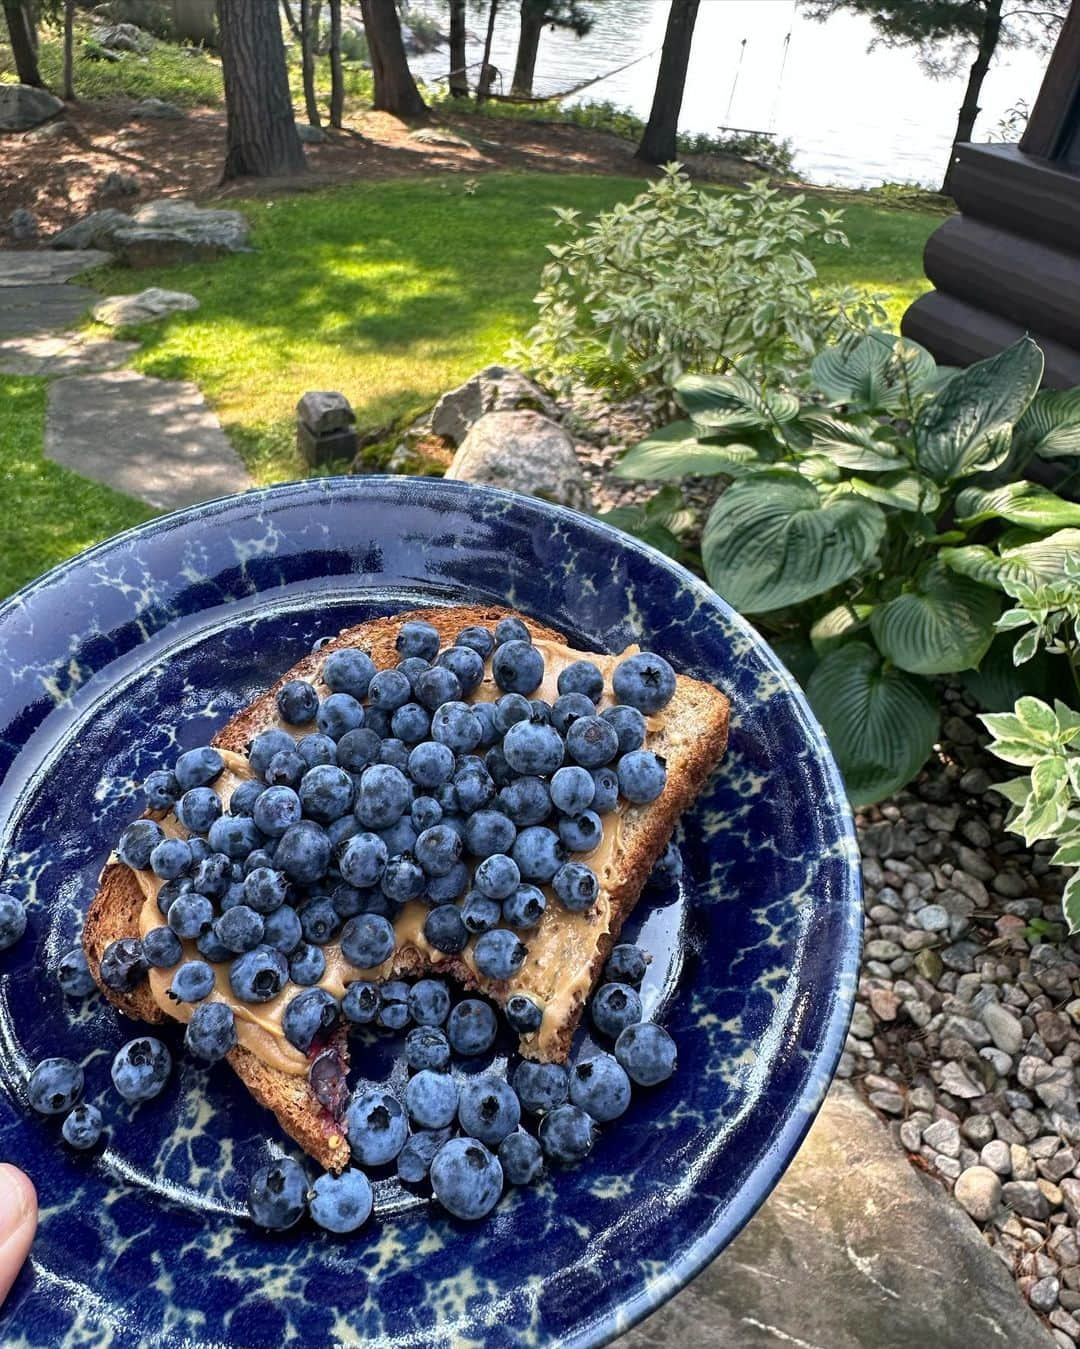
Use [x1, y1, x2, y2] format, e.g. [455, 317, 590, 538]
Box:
[84, 604, 729, 1171]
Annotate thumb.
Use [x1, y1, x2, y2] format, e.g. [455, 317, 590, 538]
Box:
[0, 1164, 36, 1306]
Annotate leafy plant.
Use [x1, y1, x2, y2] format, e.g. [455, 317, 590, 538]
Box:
[512, 166, 883, 403]
[994, 551, 1080, 693]
[982, 698, 1080, 930]
[596, 485, 699, 566]
[616, 330, 1080, 805]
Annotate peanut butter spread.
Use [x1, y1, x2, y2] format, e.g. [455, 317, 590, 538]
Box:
[129, 637, 662, 1072]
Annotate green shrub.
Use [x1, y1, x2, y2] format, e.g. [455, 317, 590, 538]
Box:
[616, 331, 1080, 805]
[512, 165, 881, 403]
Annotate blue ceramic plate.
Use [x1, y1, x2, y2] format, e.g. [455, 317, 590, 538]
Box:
[0, 477, 860, 1348]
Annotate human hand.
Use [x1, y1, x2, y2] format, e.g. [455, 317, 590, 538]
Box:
[0, 1165, 36, 1305]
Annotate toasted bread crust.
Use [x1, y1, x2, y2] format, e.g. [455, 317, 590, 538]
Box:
[84, 603, 729, 1168]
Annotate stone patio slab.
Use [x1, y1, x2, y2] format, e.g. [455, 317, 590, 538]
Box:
[621, 1085, 1053, 1349]
[0, 332, 139, 377]
[46, 369, 252, 510]
[0, 250, 111, 286]
[0, 284, 98, 338]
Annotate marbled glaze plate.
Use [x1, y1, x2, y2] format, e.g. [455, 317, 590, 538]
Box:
[0, 477, 860, 1348]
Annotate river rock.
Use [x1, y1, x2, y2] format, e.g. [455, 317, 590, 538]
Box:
[110, 199, 252, 267]
[92, 288, 199, 326]
[1002, 1180, 1049, 1219]
[0, 84, 64, 132]
[982, 1002, 1025, 1056]
[431, 365, 557, 447]
[954, 1166, 1002, 1223]
[444, 409, 592, 510]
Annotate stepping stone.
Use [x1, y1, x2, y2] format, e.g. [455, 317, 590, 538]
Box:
[0, 332, 139, 377]
[621, 1085, 1053, 1349]
[0, 250, 111, 286]
[46, 369, 252, 511]
[0, 284, 96, 338]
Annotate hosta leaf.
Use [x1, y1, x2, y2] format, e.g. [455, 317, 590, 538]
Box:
[806, 642, 938, 807]
[810, 602, 874, 655]
[869, 562, 998, 675]
[769, 634, 818, 687]
[913, 337, 1044, 482]
[799, 412, 907, 471]
[1014, 388, 1080, 460]
[701, 471, 886, 613]
[615, 421, 761, 481]
[955, 481, 1080, 532]
[676, 372, 799, 430]
[941, 528, 1080, 590]
[810, 330, 937, 412]
[845, 471, 939, 513]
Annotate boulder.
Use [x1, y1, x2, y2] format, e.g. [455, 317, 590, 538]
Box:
[110, 199, 252, 267]
[91, 22, 153, 53]
[7, 208, 37, 242]
[130, 97, 185, 120]
[92, 288, 200, 326]
[100, 170, 141, 199]
[444, 409, 592, 511]
[0, 84, 64, 133]
[296, 123, 327, 144]
[50, 208, 133, 251]
[430, 364, 557, 447]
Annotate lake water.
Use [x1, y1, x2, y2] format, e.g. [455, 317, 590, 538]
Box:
[404, 0, 1054, 189]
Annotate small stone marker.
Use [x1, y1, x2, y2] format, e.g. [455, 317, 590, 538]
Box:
[297, 391, 357, 467]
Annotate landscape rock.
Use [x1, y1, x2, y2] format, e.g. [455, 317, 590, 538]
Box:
[444, 409, 592, 511]
[1002, 1180, 1051, 1220]
[23, 118, 68, 143]
[431, 364, 557, 447]
[50, 208, 132, 252]
[130, 97, 185, 120]
[0, 84, 64, 133]
[100, 170, 140, 199]
[92, 288, 199, 326]
[91, 22, 153, 53]
[6, 208, 37, 242]
[296, 123, 327, 143]
[954, 1166, 1003, 1223]
[983, 1002, 1025, 1056]
[110, 199, 252, 267]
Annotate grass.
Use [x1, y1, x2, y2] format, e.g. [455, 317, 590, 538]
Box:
[0, 377, 155, 597]
[82, 173, 938, 486]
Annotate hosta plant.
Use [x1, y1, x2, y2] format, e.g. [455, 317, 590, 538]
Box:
[616, 330, 1080, 806]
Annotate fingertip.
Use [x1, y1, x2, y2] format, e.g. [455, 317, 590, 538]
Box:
[0, 1163, 37, 1306]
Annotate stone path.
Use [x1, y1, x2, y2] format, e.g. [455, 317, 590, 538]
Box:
[624, 1084, 1054, 1349]
[0, 249, 251, 510]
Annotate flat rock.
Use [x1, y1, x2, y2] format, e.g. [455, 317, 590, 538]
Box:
[431, 364, 557, 446]
[0, 250, 112, 286]
[0, 332, 139, 377]
[93, 288, 199, 327]
[130, 97, 184, 120]
[110, 198, 251, 268]
[444, 409, 591, 511]
[46, 369, 251, 510]
[0, 284, 95, 339]
[622, 1085, 1053, 1349]
[0, 83, 63, 132]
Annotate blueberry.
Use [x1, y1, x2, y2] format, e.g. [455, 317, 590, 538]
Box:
[379, 817, 418, 858]
[289, 941, 327, 986]
[368, 668, 412, 711]
[167, 892, 214, 940]
[511, 826, 566, 883]
[62, 1102, 103, 1150]
[495, 616, 531, 645]
[322, 647, 377, 700]
[309, 1167, 373, 1234]
[168, 959, 215, 1003]
[529, 699, 551, 723]
[339, 912, 395, 969]
[590, 766, 620, 813]
[436, 647, 485, 697]
[188, 837, 212, 866]
[118, 819, 166, 870]
[496, 776, 551, 827]
[513, 1060, 569, 1115]
[215, 903, 265, 954]
[436, 782, 461, 815]
[617, 750, 667, 805]
[275, 820, 332, 884]
[430, 1137, 503, 1220]
[185, 1001, 237, 1061]
[408, 978, 451, 1027]
[549, 766, 595, 816]
[407, 741, 455, 791]
[492, 640, 544, 695]
[226, 779, 264, 818]
[396, 620, 440, 661]
[605, 944, 649, 986]
[405, 1068, 459, 1129]
[248, 729, 296, 778]
[247, 1157, 308, 1230]
[229, 945, 289, 1003]
[539, 1102, 595, 1163]
[647, 840, 683, 888]
[299, 765, 354, 824]
[423, 905, 468, 955]
[243, 866, 288, 914]
[196, 927, 234, 963]
[502, 885, 546, 930]
[175, 746, 224, 791]
[484, 743, 515, 788]
[612, 651, 676, 714]
[455, 624, 494, 658]
[453, 758, 495, 813]
[208, 814, 262, 860]
[143, 769, 180, 810]
[493, 692, 533, 735]
[147, 838, 192, 884]
[474, 853, 520, 901]
[336, 728, 382, 774]
[447, 999, 497, 1056]
[414, 824, 462, 878]
[100, 936, 147, 992]
[355, 764, 413, 830]
[327, 815, 361, 851]
[28, 1057, 83, 1114]
[550, 691, 595, 735]
[569, 1052, 631, 1122]
[461, 892, 501, 934]
[381, 854, 425, 903]
[602, 704, 647, 754]
[552, 861, 599, 913]
[252, 785, 301, 838]
[57, 946, 97, 996]
[559, 810, 603, 854]
[458, 1074, 520, 1147]
[427, 858, 469, 905]
[262, 904, 303, 954]
[505, 993, 543, 1034]
[330, 883, 364, 918]
[615, 1022, 677, 1086]
[193, 852, 231, 898]
[499, 1129, 543, 1185]
[474, 927, 528, 980]
[299, 896, 340, 945]
[409, 796, 440, 833]
[265, 749, 309, 789]
[346, 1087, 409, 1165]
[414, 666, 462, 712]
[337, 831, 388, 889]
[463, 809, 516, 859]
[406, 1025, 451, 1071]
[142, 926, 183, 970]
[317, 692, 364, 740]
[462, 701, 495, 746]
[276, 678, 319, 725]
[342, 980, 381, 1023]
[503, 720, 564, 777]
[557, 659, 604, 701]
[283, 987, 340, 1053]
[430, 700, 483, 755]
[297, 732, 338, 769]
[155, 877, 191, 918]
[176, 788, 222, 835]
[396, 1127, 452, 1184]
[566, 715, 619, 769]
[111, 1036, 171, 1103]
[396, 655, 432, 693]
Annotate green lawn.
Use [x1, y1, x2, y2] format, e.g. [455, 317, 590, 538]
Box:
[0, 377, 154, 597]
[86, 173, 938, 485]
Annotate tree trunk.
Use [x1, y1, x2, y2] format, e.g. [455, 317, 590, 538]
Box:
[300, 0, 322, 125]
[62, 0, 74, 100]
[476, 0, 499, 103]
[941, 0, 1003, 195]
[359, 0, 427, 118]
[2, 2, 42, 87]
[216, 0, 307, 180]
[635, 0, 700, 166]
[281, 0, 301, 38]
[448, 0, 467, 96]
[511, 0, 545, 97]
[328, 0, 344, 127]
